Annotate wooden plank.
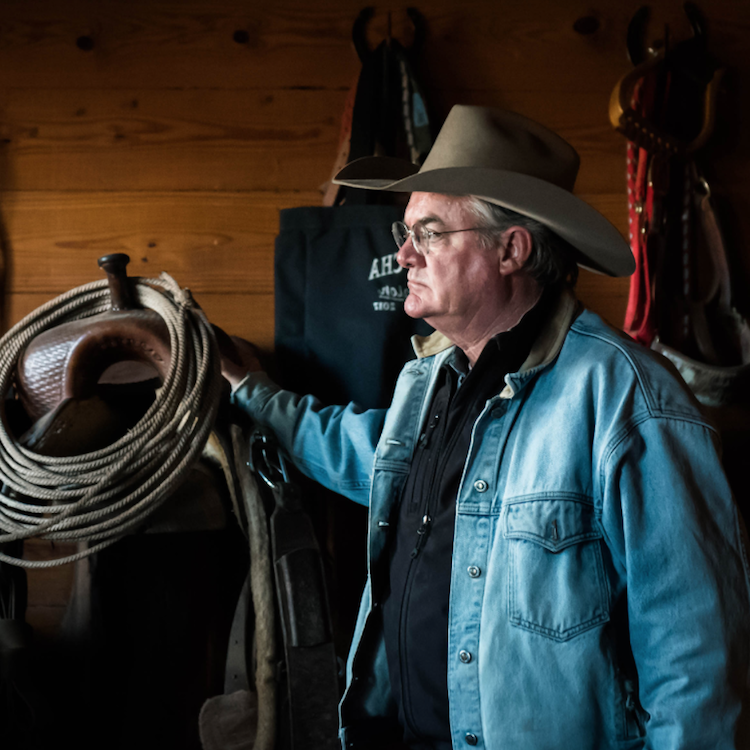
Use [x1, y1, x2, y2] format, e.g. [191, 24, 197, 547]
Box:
[0, 88, 347, 192]
[0, 0, 747, 92]
[415, 1, 750, 96]
[578, 193, 628, 237]
[0, 0, 358, 90]
[577, 270, 629, 329]
[0, 190, 320, 293]
[6, 291, 276, 350]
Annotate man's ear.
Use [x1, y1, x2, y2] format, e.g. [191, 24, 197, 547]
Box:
[498, 227, 533, 276]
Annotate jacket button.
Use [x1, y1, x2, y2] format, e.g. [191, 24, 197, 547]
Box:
[467, 565, 481, 578]
[465, 733, 479, 746]
[473, 479, 488, 493]
[459, 650, 472, 663]
[491, 403, 507, 417]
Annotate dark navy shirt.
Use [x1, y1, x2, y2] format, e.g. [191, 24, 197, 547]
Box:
[381, 295, 550, 749]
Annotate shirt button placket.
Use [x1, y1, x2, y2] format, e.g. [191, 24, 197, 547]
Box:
[459, 649, 472, 664]
[465, 732, 479, 746]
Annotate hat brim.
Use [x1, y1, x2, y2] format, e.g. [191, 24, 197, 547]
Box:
[333, 158, 634, 278]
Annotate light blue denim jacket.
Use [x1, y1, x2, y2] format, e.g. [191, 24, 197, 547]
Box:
[233, 290, 750, 750]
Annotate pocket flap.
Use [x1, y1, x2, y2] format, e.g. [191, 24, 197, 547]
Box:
[504, 498, 601, 553]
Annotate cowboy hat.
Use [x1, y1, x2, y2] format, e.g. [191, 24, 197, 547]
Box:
[333, 105, 634, 277]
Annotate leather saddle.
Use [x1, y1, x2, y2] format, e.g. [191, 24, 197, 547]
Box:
[15, 254, 173, 457]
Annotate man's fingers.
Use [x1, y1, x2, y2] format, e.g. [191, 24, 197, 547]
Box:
[217, 334, 263, 388]
[229, 336, 263, 372]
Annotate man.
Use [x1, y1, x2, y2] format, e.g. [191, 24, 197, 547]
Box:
[221, 106, 750, 749]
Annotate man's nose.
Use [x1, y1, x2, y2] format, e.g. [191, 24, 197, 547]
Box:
[396, 237, 421, 268]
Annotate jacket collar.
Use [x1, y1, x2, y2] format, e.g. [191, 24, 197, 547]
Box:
[410, 286, 580, 374]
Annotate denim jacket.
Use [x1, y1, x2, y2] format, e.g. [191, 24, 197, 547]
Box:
[233, 290, 750, 750]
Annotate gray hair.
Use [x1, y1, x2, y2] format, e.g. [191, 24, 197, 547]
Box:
[464, 197, 579, 287]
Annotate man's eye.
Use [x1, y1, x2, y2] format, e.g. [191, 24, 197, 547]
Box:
[429, 231, 449, 244]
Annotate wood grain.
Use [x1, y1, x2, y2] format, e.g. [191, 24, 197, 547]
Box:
[0, 0, 747, 92]
[0, 190, 319, 293]
[577, 270, 629, 328]
[0, 88, 347, 192]
[6, 291, 276, 349]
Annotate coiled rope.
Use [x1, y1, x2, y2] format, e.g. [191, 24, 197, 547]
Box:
[0, 273, 223, 568]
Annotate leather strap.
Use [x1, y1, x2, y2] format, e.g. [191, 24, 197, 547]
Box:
[223, 575, 252, 694]
[229, 425, 277, 750]
[269, 481, 340, 750]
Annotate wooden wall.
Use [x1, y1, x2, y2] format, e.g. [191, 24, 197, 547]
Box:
[2, 0, 750, 634]
[2, 0, 750, 338]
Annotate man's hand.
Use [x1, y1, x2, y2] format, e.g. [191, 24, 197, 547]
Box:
[218, 333, 264, 390]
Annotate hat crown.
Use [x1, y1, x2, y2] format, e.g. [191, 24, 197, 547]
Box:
[422, 106, 580, 192]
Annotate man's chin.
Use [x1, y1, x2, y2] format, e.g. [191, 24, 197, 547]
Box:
[403, 298, 423, 320]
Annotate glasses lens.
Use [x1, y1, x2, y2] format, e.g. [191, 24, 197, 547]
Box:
[392, 221, 408, 248]
[411, 224, 425, 254]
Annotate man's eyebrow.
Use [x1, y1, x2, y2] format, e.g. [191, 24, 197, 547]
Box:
[416, 214, 446, 228]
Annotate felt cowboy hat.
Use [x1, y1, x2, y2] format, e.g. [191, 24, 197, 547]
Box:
[333, 105, 635, 277]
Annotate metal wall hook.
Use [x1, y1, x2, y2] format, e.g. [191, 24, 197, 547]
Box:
[352, 6, 426, 62]
[352, 7, 374, 62]
[627, 2, 708, 66]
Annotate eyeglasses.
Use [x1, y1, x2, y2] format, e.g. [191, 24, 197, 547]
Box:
[391, 220, 485, 256]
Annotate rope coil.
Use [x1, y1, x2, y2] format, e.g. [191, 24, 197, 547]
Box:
[0, 273, 223, 568]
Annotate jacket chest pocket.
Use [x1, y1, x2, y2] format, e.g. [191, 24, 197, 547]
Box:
[504, 498, 610, 642]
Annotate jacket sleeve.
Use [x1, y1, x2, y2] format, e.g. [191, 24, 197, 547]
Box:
[601, 415, 750, 749]
[230, 373, 386, 506]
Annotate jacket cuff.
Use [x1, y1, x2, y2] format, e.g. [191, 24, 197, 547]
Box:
[230, 372, 282, 418]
